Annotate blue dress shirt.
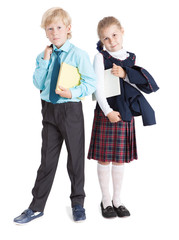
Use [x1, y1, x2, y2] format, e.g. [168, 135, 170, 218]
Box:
[33, 40, 96, 103]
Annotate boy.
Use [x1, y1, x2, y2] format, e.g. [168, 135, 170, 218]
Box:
[14, 7, 96, 224]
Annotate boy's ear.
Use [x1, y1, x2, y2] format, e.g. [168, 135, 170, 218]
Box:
[67, 24, 72, 33]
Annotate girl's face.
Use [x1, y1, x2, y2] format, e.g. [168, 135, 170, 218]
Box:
[100, 24, 124, 52]
[45, 19, 71, 48]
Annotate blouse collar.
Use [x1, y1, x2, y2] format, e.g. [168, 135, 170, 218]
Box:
[107, 48, 129, 60]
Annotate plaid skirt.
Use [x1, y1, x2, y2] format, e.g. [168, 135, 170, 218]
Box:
[87, 110, 138, 163]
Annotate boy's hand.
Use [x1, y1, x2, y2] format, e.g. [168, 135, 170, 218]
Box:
[111, 63, 126, 78]
[55, 86, 72, 99]
[44, 46, 53, 60]
[107, 111, 121, 123]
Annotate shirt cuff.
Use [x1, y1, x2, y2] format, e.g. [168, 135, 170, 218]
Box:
[104, 108, 113, 116]
[70, 87, 82, 99]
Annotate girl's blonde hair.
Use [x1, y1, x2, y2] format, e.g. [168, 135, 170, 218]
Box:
[41, 7, 72, 39]
[97, 16, 122, 39]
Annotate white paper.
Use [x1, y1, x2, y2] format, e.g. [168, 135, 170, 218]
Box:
[92, 68, 121, 101]
[104, 68, 121, 98]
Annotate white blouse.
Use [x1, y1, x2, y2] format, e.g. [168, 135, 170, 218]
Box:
[93, 49, 137, 116]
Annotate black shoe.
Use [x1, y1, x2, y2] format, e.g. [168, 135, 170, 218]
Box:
[100, 202, 117, 218]
[113, 203, 130, 217]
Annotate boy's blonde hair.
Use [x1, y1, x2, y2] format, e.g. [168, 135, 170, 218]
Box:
[97, 16, 122, 39]
[41, 7, 72, 39]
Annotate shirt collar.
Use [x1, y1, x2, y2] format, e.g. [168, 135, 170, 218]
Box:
[53, 40, 71, 53]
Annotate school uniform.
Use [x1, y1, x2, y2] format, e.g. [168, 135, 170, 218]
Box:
[29, 40, 96, 212]
[87, 42, 159, 163]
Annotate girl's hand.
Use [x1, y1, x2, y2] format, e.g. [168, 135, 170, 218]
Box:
[44, 46, 53, 60]
[107, 111, 121, 123]
[111, 63, 126, 78]
[55, 86, 72, 99]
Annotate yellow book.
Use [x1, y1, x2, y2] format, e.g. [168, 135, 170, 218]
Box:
[56, 62, 81, 91]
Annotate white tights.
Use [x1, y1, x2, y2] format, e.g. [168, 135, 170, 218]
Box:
[97, 163, 124, 208]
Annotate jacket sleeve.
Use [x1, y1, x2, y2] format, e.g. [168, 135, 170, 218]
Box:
[124, 65, 159, 94]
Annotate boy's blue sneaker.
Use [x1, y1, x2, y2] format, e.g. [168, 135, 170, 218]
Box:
[72, 205, 86, 222]
[14, 209, 43, 225]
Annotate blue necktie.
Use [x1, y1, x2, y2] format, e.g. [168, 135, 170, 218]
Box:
[49, 50, 62, 103]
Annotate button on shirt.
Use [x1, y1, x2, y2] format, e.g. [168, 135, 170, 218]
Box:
[33, 40, 96, 103]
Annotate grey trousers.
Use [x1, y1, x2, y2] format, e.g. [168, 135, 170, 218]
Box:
[29, 101, 85, 212]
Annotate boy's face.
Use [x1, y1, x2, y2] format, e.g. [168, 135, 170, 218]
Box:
[45, 19, 71, 48]
[101, 24, 124, 52]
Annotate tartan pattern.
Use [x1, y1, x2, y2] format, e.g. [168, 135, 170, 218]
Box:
[87, 110, 138, 163]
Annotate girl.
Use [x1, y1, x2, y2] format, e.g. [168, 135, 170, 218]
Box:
[88, 17, 159, 218]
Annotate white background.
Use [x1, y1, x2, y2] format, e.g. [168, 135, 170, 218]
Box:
[0, 0, 179, 239]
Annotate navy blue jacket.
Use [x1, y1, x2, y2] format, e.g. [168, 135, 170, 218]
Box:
[96, 41, 159, 126]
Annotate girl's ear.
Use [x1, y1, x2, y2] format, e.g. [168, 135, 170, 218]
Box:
[121, 27, 124, 35]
